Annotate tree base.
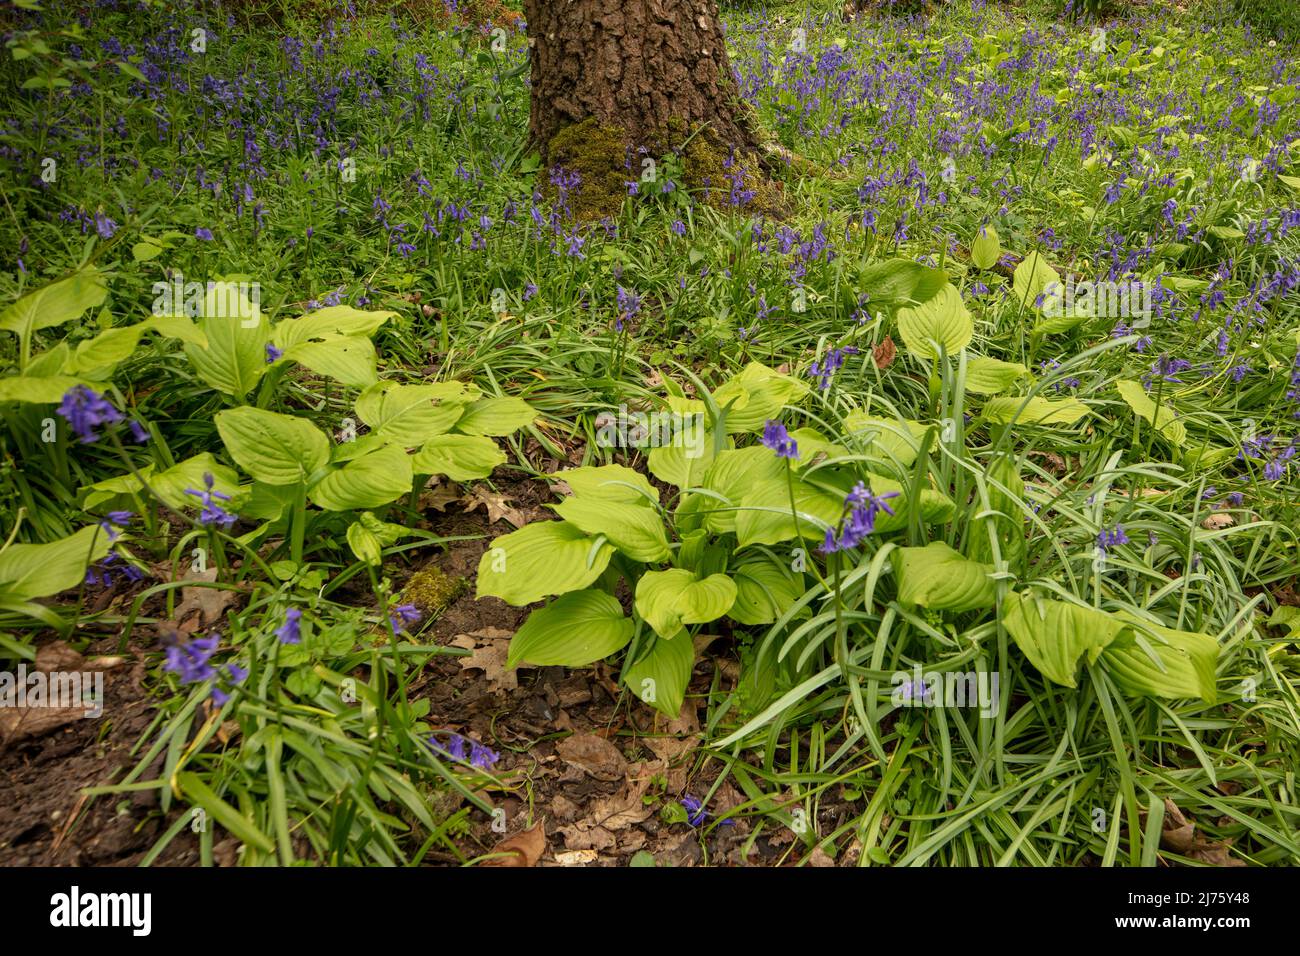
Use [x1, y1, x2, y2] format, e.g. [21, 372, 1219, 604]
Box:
[543, 118, 788, 223]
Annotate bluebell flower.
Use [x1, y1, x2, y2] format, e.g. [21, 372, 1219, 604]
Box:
[761, 420, 799, 460]
[57, 386, 122, 443]
[184, 472, 237, 529]
[275, 607, 302, 645]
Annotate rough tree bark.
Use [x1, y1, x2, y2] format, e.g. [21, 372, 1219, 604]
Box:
[522, 0, 759, 157]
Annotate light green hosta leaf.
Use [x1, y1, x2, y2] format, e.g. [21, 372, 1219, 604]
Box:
[552, 496, 670, 562]
[309, 444, 412, 511]
[281, 336, 378, 388]
[896, 283, 973, 359]
[711, 361, 811, 434]
[1100, 615, 1218, 702]
[453, 397, 537, 436]
[842, 412, 928, 468]
[507, 590, 634, 667]
[891, 541, 997, 611]
[557, 464, 659, 505]
[0, 374, 90, 404]
[859, 258, 948, 309]
[1032, 310, 1092, 336]
[1180, 444, 1237, 472]
[1012, 252, 1062, 313]
[271, 305, 397, 348]
[215, 406, 329, 485]
[624, 630, 694, 718]
[186, 312, 269, 399]
[647, 431, 720, 490]
[0, 525, 112, 601]
[1001, 591, 1127, 688]
[965, 356, 1027, 395]
[354, 381, 472, 447]
[971, 226, 1001, 270]
[787, 427, 843, 464]
[0, 267, 107, 338]
[729, 556, 806, 626]
[1115, 379, 1186, 446]
[476, 520, 613, 605]
[636, 569, 737, 639]
[967, 455, 1026, 570]
[982, 395, 1089, 426]
[346, 511, 414, 566]
[152, 454, 242, 512]
[734, 475, 842, 548]
[700, 447, 787, 534]
[411, 434, 505, 481]
[1267, 606, 1300, 639]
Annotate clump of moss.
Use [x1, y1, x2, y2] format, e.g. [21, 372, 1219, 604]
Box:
[400, 565, 468, 619]
[542, 117, 788, 222]
[544, 118, 634, 222]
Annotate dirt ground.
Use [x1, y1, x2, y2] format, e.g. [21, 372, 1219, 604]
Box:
[0, 458, 867, 867]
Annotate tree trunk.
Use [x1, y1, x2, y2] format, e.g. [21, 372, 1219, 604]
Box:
[523, 0, 758, 157]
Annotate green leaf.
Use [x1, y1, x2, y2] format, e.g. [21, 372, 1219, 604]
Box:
[411, 434, 505, 481]
[175, 772, 275, 854]
[711, 361, 811, 434]
[896, 283, 973, 359]
[965, 356, 1027, 395]
[646, 430, 719, 490]
[859, 258, 948, 310]
[1100, 616, 1218, 703]
[354, 381, 474, 447]
[552, 496, 670, 562]
[556, 464, 659, 505]
[700, 447, 787, 534]
[623, 631, 694, 718]
[842, 412, 928, 468]
[346, 512, 413, 566]
[309, 444, 412, 511]
[729, 556, 806, 626]
[967, 455, 1026, 570]
[1012, 252, 1062, 313]
[281, 337, 378, 388]
[1001, 591, 1127, 688]
[0, 267, 107, 338]
[0, 374, 89, 404]
[452, 397, 537, 436]
[982, 395, 1090, 426]
[891, 541, 997, 612]
[271, 305, 396, 348]
[635, 569, 737, 639]
[215, 407, 330, 485]
[0, 525, 113, 601]
[1115, 379, 1186, 446]
[476, 521, 613, 605]
[507, 590, 634, 667]
[971, 226, 1001, 270]
[185, 308, 269, 399]
[734, 475, 842, 548]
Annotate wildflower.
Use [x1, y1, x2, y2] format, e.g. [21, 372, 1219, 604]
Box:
[194, 227, 214, 241]
[128, 419, 150, 443]
[163, 632, 221, 685]
[265, 343, 283, 363]
[679, 795, 734, 828]
[275, 607, 302, 645]
[388, 603, 422, 635]
[469, 740, 499, 770]
[184, 472, 237, 529]
[98, 510, 133, 542]
[57, 386, 122, 443]
[616, 286, 641, 332]
[1096, 525, 1130, 551]
[808, 346, 859, 390]
[822, 482, 899, 552]
[761, 420, 799, 460]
